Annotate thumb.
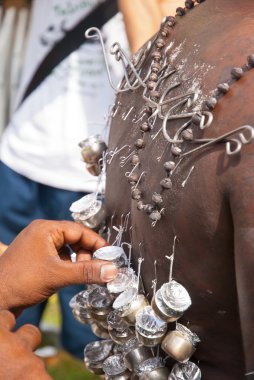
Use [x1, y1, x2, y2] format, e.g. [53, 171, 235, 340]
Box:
[55, 259, 118, 287]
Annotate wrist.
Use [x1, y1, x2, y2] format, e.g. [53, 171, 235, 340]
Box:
[0, 255, 12, 311]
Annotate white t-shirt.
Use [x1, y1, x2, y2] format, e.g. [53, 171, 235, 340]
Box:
[0, 0, 127, 192]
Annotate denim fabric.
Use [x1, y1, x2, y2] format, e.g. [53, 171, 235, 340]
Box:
[0, 161, 96, 359]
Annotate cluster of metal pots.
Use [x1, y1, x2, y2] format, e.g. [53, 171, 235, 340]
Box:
[69, 244, 202, 379]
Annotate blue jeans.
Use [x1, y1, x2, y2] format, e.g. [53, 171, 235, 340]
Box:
[0, 161, 96, 359]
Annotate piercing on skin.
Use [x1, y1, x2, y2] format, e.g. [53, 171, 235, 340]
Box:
[151, 260, 158, 297]
[165, 236, 177, 282]
[137, 257, 145, 289]
[122, 106, 135, 121]
[133, 172, 147, 190]
[120, 151, 136, 167]
[181, 166, 195, 188]
[125, 163, 140, 178]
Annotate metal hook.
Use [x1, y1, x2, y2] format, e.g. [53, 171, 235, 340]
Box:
[133, 171, 147, 190]
[108, 145, 130, 165]
[125, 163, 140, 178]
[120, 150, 136, 167]
[85, 28, 133, 93]
[121, 242, 132, 269]
[182, 125, 254, 158]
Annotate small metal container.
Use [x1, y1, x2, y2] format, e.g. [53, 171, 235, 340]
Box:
[87, 286, 113, 323]
[93, 246, 128, 268]
[84, 340, 113, 374]
[123, 338, 154, 372]
[161, 324, 200, 363]
[108, 311, 134, 345]
[107, 268, 138, 295]
[139, 367, 170, 380]
[136, 357, 169, 380]
[169, 361, 202, 380]
[113, 287, 149, 325]
[103, 355, 131, 380]
[151, 280, 191, 323]
[90, 321, 110, 339]
[79, 135, 107, 165]
[135, 306, 167, 347]
[86, 163, 101, 177]
[70, 194, 106, 230]
[71, 290, 93, 324]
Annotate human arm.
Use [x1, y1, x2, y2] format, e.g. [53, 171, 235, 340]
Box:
[0, 310, 52, 380]
[118, 0, 184, 53]
[0, 241, 7, 255]
[0, 220, 117, 313]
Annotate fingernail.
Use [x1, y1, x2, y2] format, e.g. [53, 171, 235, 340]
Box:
[100, 264, 118, 282]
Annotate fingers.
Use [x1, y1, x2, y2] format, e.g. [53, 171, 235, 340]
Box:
[0, 310, 16, 330]
[16, 324, 42, 351]
[0, 241, 8, 256]
[57, 259, 118, 286]
[42, 220, 107, 252]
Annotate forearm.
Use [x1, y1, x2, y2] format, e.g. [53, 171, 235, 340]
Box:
[118, 0, 162, 53]
[118, 0, 185, 53]
[0, 241, 8, 256]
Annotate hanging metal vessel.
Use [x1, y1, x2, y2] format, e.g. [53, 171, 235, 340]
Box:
[137, 357, 170, 380]
[161, 324, 200, 363]
[79, 135, 107, 165]
[168, 361, 202, 380]
[151, 280, 191, 322]
[70, 193, 106, 230]
[93, 245, 128, 268]
[84, 340, 114, 375]
[135, 306, 167, 347]
[103, 354, 132, 380]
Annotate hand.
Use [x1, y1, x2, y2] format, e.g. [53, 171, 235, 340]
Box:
[0, 241, 8, 256]
[0, 220, 117, 311]
[0, 310, 52, 380]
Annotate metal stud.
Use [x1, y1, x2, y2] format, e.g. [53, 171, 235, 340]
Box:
[160, 178, 173, 189]
[132, 188, 142, 200]
[149, 73, 158, 82]
[191, 113, 202, 126]
[164, 16, 176, 27]
[171, 146, 182, 156]
[128, 174, 139, 184]
[148, 81, 157, 90]
[176, 7, 186, 16]
[137, 201, 144, 211]
[164, 161, 176, 172]
[161, 26, 171, 38]
[149, 211, 162, 222]
[204, 97, 217, 110]
[152, 192, 163, 205]
[182, 129, 194, 141]
[231, 67, 243, 80]
[135, 139, 145, 149]
[131, 154, 140, 166]
[217, 83, 230, 94]
[185, 0, 195, 9]
[151, 51, 162, 61]
[156, 38, 165, 49]
[247, 54, 254, 68]
[150, 90, 160, 99]
[151, 62, 161, 73]
[141, 122, 150, 132]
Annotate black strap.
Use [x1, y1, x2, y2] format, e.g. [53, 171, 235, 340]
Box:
[20, 0, 118, 105]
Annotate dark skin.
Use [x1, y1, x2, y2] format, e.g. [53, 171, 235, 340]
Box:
[0, 220, 118, 379]
[106, 1, 254, 379]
